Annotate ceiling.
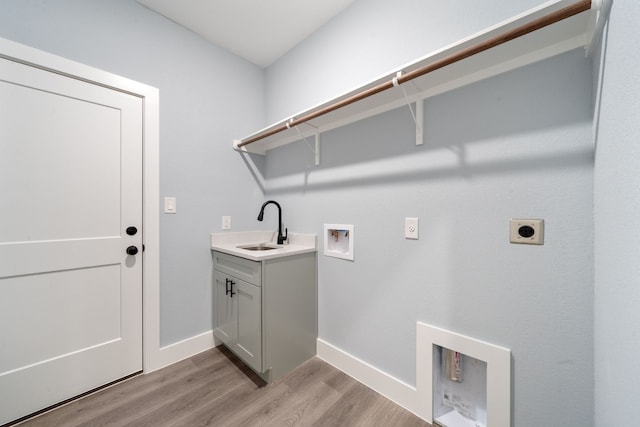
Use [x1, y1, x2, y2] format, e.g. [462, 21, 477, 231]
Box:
[137, 0, 357, 68]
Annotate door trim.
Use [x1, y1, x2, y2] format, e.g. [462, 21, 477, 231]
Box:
[0, 37, 164, 373]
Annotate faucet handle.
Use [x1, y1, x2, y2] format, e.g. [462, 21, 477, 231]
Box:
[278, 227, 288, 245]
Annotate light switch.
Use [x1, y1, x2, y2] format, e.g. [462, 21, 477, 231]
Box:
[222, 216, 231, 230]
[164, 197, 176, 214]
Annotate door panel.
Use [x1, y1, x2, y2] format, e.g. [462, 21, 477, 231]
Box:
[214, 271, 236, 345]
[0, 80, 121, 243]
[0, 55, 143, 424]
[236, 280, 262, 372]
[1, 265, 122, 372]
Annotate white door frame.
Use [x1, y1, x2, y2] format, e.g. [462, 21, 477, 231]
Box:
[0, 37, 166, 373]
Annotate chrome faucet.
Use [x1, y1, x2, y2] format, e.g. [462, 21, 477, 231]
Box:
[257, 200, 288, 245]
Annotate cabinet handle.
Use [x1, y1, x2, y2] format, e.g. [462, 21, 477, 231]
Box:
[225, 278, 236, 297]
[229, 281, 236, 298]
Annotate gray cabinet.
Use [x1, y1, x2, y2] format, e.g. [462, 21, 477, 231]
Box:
[213, 270, 262, 372]
[212, 250, 316, 382]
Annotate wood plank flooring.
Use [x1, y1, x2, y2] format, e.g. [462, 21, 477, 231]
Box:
[15, 346, 431, 427]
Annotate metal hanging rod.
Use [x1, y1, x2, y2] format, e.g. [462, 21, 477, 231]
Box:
[236, 0, 592, 149]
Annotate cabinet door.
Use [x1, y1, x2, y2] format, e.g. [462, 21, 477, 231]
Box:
[235, 280, 262, 373]
[214, 271, 236, 346]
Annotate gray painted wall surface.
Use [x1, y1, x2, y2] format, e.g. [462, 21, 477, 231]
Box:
[263, 50, 594, 426]
[0, 0, 266, 346]
[262, 1, 594, 425]
[265, 0, 550, 123]
[594, 1, 640, 425]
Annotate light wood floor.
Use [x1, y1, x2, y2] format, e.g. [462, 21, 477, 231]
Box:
[16, 346, 431, 427]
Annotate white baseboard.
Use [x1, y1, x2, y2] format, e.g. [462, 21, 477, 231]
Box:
[146, 330, 220, 373]
[316, 338, 429, 422]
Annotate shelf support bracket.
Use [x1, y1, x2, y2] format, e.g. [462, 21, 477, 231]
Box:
[416, 99, 424, 146]
[292, 121, 321, 166]
[315, 131, 321, 166]
[393, 72, 424, 146]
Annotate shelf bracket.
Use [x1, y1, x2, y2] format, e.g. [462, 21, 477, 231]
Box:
[393, 72, 424, 146]
[416, 99, 424, 146]
[315, 132, 320, 166]
[292, 121, 320, 166]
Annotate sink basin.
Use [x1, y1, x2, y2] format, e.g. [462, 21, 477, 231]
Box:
[241, 246, 277, 251]
[237, 244, 280, 251]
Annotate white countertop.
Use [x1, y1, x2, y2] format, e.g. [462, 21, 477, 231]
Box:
[210, 230, 317, 261]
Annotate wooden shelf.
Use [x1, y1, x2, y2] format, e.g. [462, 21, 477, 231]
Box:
[234, 0, 604, 156]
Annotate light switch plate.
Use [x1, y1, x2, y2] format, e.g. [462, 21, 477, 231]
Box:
[405, 217, 419, 240]
[164, 197, 176, 214]
[222, 216, 231, 230]
[510, 219, 544, 245]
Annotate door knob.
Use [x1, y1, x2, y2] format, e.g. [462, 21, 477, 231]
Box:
[126, 246, 139, 256]
[126, 226, 138, 236]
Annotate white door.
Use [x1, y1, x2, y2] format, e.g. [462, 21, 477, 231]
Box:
[0, 55, 143, 425]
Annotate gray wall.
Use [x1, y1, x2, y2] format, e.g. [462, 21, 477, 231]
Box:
[262, 1, 594, 425]
[594, 1, 640, 425]
[266, 0, 549, 123]
[0, 0, 266, 346]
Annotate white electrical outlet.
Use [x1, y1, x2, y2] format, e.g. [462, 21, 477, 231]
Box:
[405, 217, 419, 239]
[222, 216, 231, 230]
[510, 219, 544, 245]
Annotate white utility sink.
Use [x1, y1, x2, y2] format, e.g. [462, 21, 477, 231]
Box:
[236, 243, 280, 251]
[210, 231, 316, 261]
